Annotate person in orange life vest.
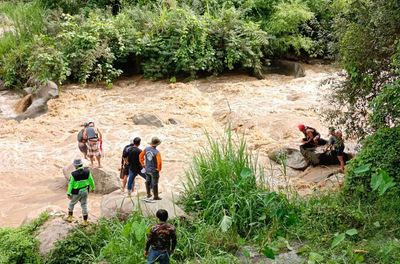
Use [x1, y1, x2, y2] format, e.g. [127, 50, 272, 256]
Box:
[139, 137, 162, 200]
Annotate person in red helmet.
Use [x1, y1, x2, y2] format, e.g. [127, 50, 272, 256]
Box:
[298, 124, 327, 149]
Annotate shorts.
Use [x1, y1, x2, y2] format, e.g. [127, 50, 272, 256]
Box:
[335, 145, 345, 156]
[120, 164, 129, 179]
[87, 139, 101, 158]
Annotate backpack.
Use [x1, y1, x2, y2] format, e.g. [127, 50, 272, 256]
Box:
[77, 130, 84, 142]
[86, 127, 98, 140]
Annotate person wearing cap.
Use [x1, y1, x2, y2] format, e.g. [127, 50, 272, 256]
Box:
[325, 126, 337, 153]
[298, 124, 327, 149]
[140, 137, 162, 200]
[66, 159, 95, 226]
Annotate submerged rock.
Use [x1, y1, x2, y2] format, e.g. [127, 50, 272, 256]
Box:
[132, 113, 164, 127]
[268, 147, 309, 170]
[263, 60, 305, 78]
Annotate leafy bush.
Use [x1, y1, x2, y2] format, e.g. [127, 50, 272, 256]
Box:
[345, 127, 400, 195]
[181, 131, 297, 237]
[370, 80, 400, 129]
[0, 212, 48, 264]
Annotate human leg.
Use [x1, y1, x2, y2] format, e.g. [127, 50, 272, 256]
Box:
[151, 171, 161, 200]
[79, 189, 89, 226]
[337, 155, 345, 173]
[147, 249, 169, 264]
[145, 173, 152, 198]
[67, 194, 80, 222]
[127, 169, 138, 194]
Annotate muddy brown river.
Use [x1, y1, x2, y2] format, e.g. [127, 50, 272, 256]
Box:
[0, 64, 341, 227]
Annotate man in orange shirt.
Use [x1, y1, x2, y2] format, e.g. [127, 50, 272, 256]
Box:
[140, 137, 162, 200]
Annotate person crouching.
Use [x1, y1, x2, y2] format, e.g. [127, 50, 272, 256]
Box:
[66, 159, 95, 226]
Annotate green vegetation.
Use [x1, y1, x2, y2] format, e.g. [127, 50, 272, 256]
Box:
[0, 212, 49, 264]
[0, 0, 342, 89]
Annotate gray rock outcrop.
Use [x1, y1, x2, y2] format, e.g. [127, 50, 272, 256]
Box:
[92, 167, 120, 195]
[37, 218, 75, 256]
[268, 147, 309, 170]
[100, 190, 187, 220]
[14, 80, 59, 121]
[263, 60, 305, 78]
[132, 113, 164, 127]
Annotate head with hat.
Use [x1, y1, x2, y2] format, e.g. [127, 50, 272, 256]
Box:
[73, 158, 84, 169]
[86, 119, 95, 127]
[297, 124, 305, 132]
[149, 137, 161, 147]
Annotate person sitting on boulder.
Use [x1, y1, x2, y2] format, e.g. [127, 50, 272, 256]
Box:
[334, 130, 345, 173]
[140, 137, 162, 200]
[83, 120, 103, 168]
[298, 124, 327, 149]
[77, 122, 89, 159]
[325, 126, 337, 152]
[66, 159, 95, 226]
[145, 209, 177, 264]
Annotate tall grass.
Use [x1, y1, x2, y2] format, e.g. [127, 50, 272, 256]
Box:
[181, 131, 297, 238]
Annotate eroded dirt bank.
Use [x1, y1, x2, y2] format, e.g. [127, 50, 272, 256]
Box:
[0, 64, 342, 227]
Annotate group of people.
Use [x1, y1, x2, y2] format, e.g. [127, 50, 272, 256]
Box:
[297, 124, 345, 172]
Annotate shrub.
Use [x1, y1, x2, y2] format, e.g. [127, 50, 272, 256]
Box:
[0, 212, 48, 264]
[181, 131, 297, 237]
[345, 127, 400, 195]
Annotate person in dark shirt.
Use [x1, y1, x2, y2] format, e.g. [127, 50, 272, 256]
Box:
[334, 130, 346, 173]
[120, 139, 134, 192]
[298, 123, 327, 149]
[123, 137, 146, 196]
[145, 209, 177, 264]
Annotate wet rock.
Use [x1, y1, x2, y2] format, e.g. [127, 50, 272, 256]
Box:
[300, 146, 352, 166]
[21, 205, 65, 226]
[263, 60, 305, 78]
[37, 218, 75, 256]
[15, 94, 32, 113]
[268, 147, 309, 170]
[298, 165, 339, 184]
[62, 164, 76, 181]
[168, 118, 179, 125]
[92, 168, 120, 195]
[132, 113, 164, 127]
[101, 190, 187, 220]
[14, 80, 58, 121]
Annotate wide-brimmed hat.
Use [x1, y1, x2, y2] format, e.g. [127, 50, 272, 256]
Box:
[149, 137, 161, 146]
[73, 159, 83, 168]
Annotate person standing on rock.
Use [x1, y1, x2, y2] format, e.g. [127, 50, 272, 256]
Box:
[145, 209, 177, 264]
[83, 120, 103, 168]
[126, 137, 146, 196]
[77, 122, 89, 159]
[66, 159, 95, 226]
[140, 137, 162, 200]
[334, 130, 345, 173]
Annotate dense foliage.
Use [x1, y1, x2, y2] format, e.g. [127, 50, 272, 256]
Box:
[0, 0, 340, 89]
[182, 132, 297, 237]
[345, 127, 400, 196]
[325, 0, 400, 137]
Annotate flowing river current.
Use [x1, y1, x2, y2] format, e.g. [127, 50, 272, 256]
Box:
[0, 64, 341, 227]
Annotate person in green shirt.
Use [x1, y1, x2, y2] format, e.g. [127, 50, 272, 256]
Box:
[66, 159, 95, 226]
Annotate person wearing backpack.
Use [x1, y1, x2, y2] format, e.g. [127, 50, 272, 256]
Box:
[77, 122, 88, 159]
[83, 121, 103, 168]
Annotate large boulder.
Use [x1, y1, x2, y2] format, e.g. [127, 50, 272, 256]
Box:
[300, 146, 352, 166]
[101, 190, 187, 220]
[92, 167, 120, 195]
[263, 60, 305, 78]
[132, 113, 164, 127]
[62, 163, 76, 181]
[37, 218, 75, 256]
[21, 205, 65, 226]
[14, 80, 58, 121]
[268, 147, 309, 170]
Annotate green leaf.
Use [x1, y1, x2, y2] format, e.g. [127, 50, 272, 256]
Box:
[331, 232, 346, 248]
[345, 228, 358, 236]
[219, 215, 233, 232]
[354, 164, 371, 174]
[240, 167, 252, 179]
[308, 252, 324, 264]
[262, 245, 276, 259]
[370, 172, 382, 191]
